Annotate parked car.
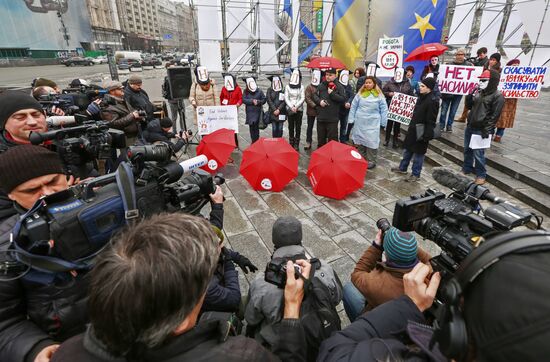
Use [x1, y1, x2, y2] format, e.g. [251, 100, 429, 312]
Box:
[62, 57, 94, 66]
[91, 55, 107, 64]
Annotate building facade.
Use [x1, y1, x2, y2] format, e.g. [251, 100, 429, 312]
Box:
[176, 2, 197, 53]
[86, 0, 123, 50]
[157, 0, 179, 51]
[116, 0, 160, 52]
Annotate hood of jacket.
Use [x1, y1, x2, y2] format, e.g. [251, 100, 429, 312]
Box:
[272, 245, 306, 259]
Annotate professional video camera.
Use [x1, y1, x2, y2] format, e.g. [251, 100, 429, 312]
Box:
[60, 84, 108, 111]
[3, 145, 224, 276]
[30, 117, 126, 178]
[37, 93, 81, 116]
[392, 168, 542, 276]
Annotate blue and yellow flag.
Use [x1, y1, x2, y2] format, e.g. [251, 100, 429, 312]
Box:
[332, 0, 369, 70]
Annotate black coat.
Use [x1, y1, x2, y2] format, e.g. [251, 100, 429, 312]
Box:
[466, 89, 505, 132]
[242, 89, 267, 125]
[339, 83, 354, 119]
[124, 87, 154, 121]
[142, 118, 185, 153]
[403, 92, 439, 155]
[312, 80, 346, 123]
[266, 88, 286, 122]
[382, 79, 414, 106]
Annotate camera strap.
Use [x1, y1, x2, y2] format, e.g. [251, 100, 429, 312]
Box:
[115, 162, 139, 222]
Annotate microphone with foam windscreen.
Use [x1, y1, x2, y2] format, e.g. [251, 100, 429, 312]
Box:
[431, 168, 503, 203]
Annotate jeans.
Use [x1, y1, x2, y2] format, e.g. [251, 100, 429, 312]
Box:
[272, 121, 284, 138]
[399, 148, 425, 177]
[439, 94, 462, 128]
[306, 115, 316, 143]
[343, 283, 366, 322]
[495, 128, 505, 137]
[249, 122, 260, 143]
[463, 126, 487, 178]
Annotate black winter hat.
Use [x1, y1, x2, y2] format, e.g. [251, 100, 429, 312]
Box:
[0, 145, 64, 192]
[272, 216, 302, 249]
[490, 52, 501, 62]
[421, 77, 437, 90]
[160, 118, 173, 128]
[0, 91, 43, 131]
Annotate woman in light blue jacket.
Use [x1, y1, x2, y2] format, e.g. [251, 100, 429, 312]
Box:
[348, 76, 388, 169]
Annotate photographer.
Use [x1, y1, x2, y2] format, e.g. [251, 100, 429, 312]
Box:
[0, 145, 85, 362]
[0, 91, 47, 150]
[51, 213, 308, 361]
[344, 226, 430, 322]
[124, 74, 154, 122]
[31, 87, 66, 117]
[99, 80, 144, 146]
[245, 217, 342, 356]
[142, 117, 188, 154]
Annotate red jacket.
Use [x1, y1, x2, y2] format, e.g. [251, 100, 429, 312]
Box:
[220, 86, 243, 107]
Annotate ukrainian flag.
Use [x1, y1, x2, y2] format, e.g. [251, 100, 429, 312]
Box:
[332, 0, 369, 70]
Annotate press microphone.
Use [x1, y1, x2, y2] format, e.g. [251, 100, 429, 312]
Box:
[46, 116, 77, 127]
[178, 154, 208, 173]
[432, 168, 503, 203]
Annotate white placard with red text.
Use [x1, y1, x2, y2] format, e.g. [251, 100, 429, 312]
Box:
[377, 36, 404, 77]
[438, 65, 483, 95]
[196, 105, 239, 135]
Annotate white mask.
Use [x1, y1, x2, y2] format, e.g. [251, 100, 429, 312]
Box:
[272, 76, 282, 92]
[196, 66, 209, 83]
[339, 70, 350, 86]
[224, 75, 235, 91]
[290, 69, 300, 86]
[366, 63, 377, 77]
[246, 77, 257, 92]
[426, 72, 435, 79]
[311, 70, 321, 86]
[394, 67, 404, 83]
[478, 78, 489, 90]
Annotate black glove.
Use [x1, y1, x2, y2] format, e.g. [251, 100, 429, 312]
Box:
[223, 248, 258, 273]
[481, 130, 489, 139]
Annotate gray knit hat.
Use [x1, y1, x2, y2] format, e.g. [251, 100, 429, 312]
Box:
[272, 216, 303, 249]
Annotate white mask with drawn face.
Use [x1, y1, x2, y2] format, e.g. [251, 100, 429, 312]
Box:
[272, 76, 282, 92]
[366, 63, 377, 77]
[224, 75, 235, 91]
[246, 77, 257, 92]
[339, 70, 350, 86]
[311, 70, 321, 86]
[196, 66, 208, 83]
[290, 69, 300, 86]
[394, 67, 404, 83]
[478, 78, 489, 90]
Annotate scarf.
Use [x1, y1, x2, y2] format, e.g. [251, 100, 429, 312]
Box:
[360, 89, 379, 98]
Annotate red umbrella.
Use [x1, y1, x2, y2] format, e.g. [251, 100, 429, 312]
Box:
[240, 138, 299, 192]
[196, 128, 236, 173]
[307, 141, 368, 200]
[404, 43, 448, 62]
[307, 56, 347, 69]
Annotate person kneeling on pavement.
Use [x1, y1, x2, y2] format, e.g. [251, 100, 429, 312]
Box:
[343, 226, 431, 322]
[0, 145, 85, 362]
[142, 117, 188, 154]
[51, 213, 309, 362]
[245, 216, 343, 360]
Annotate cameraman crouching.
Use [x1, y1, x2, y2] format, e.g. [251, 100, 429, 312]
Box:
[51, 213, 308, 361]
[142, 117, 188, 154]
[343, 225, 430, 322]
[0, 145, 84, 362]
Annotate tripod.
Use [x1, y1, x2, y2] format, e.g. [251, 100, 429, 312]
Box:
[175, 98, 199, 155]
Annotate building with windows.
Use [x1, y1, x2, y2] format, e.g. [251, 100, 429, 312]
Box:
[176, 2, 197, 53]
[116, 0, 160, 52]
[86, 0, 123, 50]
[157, 0, 179, 51]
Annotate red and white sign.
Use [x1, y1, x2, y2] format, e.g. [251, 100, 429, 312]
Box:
[377, 36, 403, 77]
[438, 65, 484, 95]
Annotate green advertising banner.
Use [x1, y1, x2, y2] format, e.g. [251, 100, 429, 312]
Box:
[316, 9, 323, 33]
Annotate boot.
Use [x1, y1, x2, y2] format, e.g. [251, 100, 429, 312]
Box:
[383, 140, 389, 147]
[294, 140, 300, 151]
[288, 137, 294, 147]
[304, 142, 312, 150]
[455, 107, 468, 123]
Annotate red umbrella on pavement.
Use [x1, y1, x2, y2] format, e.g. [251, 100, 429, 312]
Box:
[307, 56, 347, 70]
[307, 141, 368, 200]
[240, 138, 299, 192]
[196, 128, 236, 173]
[404, 43, 448, 62]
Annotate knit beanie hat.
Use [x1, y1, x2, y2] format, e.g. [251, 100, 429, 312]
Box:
[272, 216, 302, 249]
[0, 145, 64, 192]
[0, 91, 43, 131]
[383, 227, 418, 266]
[506, 59, 520, 66]
[490, 53, 501, 62]
[421, 77, 437, 90]
[159, 118, 173, 128]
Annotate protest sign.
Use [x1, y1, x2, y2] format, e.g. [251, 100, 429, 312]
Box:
[387, 92, 417, 126]
[438, 65, 483, 95]
[498, 66, 547, 99]
[377, 36, 403, 77]
[196, 105, 239, 135]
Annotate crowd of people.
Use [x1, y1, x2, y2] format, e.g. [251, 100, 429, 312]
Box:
[0, 46, 545, 362]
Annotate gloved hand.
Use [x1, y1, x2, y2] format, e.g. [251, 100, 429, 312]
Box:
[223, 248, 258, 273]
[86, 102, 101, 116]
[481, 130, 489, 139]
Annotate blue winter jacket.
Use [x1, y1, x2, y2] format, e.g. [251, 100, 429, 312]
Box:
[348, 93, 388, 149]
[242, 89, 267, 125]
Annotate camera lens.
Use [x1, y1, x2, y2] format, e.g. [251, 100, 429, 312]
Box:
[376, 218, 391, 232]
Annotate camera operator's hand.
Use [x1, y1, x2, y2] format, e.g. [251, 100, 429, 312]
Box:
[34, 344, 59, 362]
[374, 229, 383, 247]
[191, 99, 197, 108]
[51, 105, 65, 116]
[66, 175, 81, 186]
[403, 263, 441, 312]
[131, 111, 141, 120]
[232, 254, 258, 274]
[283, 259, 311, 319]
[86, 99, 102, 116]
[209, 185, 224, 204]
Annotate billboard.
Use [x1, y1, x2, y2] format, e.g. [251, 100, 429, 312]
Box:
[0, 0, 93, 51]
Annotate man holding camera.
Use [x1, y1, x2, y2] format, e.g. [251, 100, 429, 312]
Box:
[51, 213, 308, 361]
[0, 145, 86, 362]
[124, 74, 155, 122]
[343, 225, 430, 322]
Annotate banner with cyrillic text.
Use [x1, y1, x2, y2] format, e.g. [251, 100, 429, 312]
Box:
[438, 65, 483, 95]
[387, 93, 417, 126]
[498, 66, 547, 99]
[197, 106, 239, 135]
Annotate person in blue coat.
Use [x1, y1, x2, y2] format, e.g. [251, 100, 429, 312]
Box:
[242, 77, 266, 144]
[348, 76, 388, 169]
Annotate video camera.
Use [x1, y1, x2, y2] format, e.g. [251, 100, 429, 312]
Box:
[37, 93, 80, 116]
[392, 168, 538, 276]
[30, 117, 126, 178]
[4, 145, 224, 276]
[61, 84, 108, 111]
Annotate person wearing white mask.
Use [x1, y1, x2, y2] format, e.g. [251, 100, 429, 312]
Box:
[284, 69, 305, 150]
[304, 69, 321, 150]
[189, 65, 218, 125]
[266, 75, 286, 138]
[338, 69, 355, 143]
[242, 77, 266, 144]
[382, 67, 413, 149]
